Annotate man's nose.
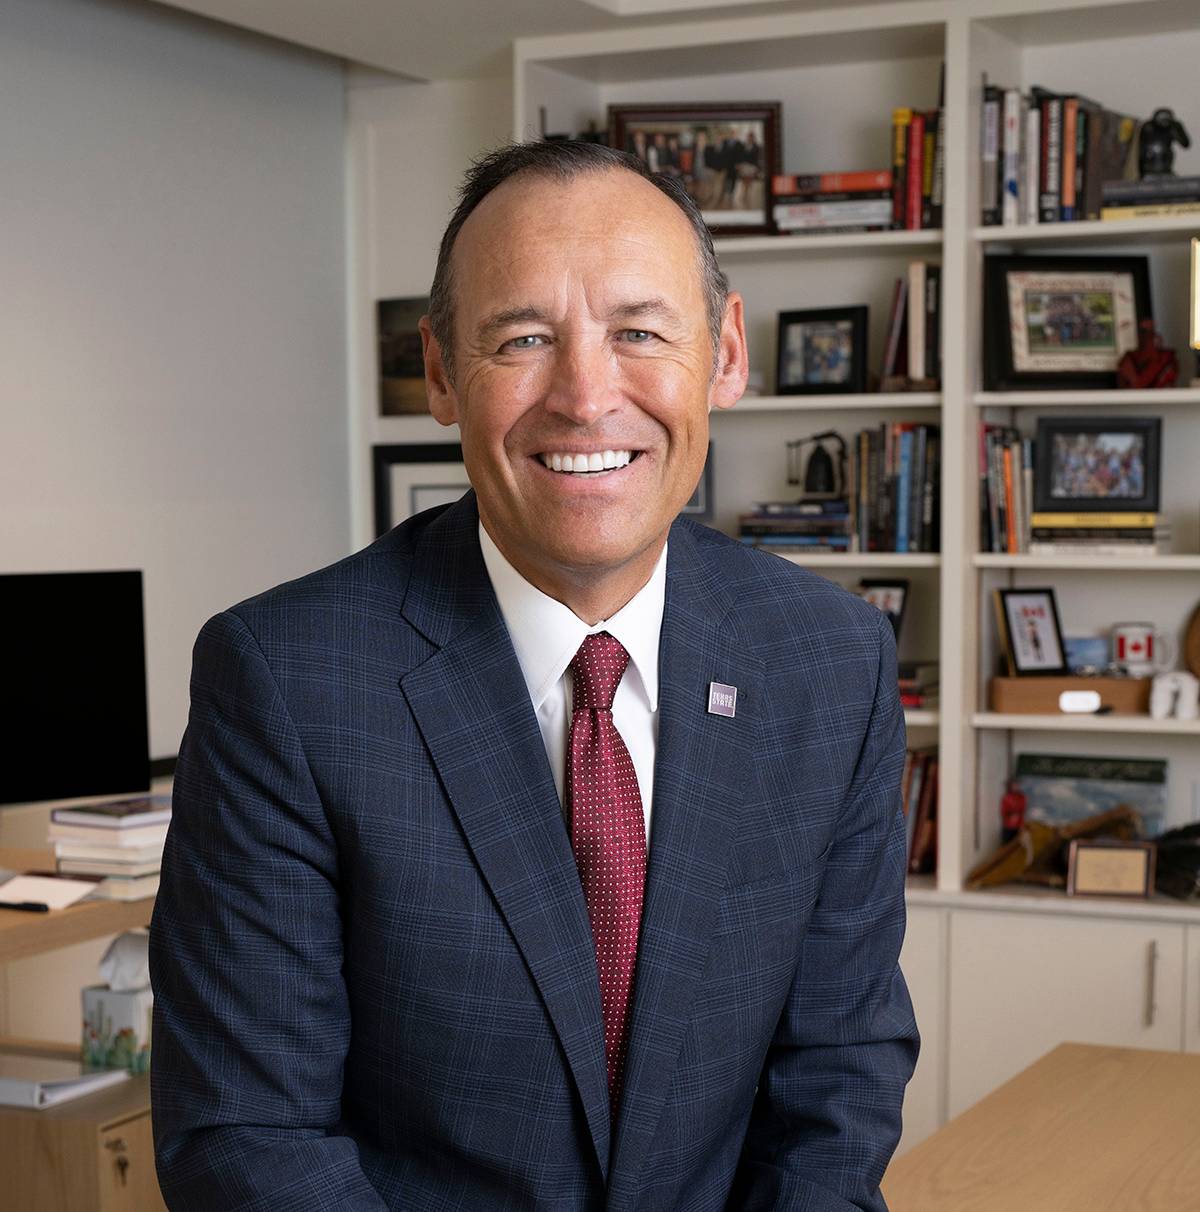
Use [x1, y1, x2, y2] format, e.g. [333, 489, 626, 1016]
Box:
[542, 337, 623, 425]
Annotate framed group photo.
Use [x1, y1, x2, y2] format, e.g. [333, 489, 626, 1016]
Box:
[776, 306, 868, 394]
[1033, 415, 1161, 513]
[608, 102, 781, 235]
[982, 254, 1152, 391]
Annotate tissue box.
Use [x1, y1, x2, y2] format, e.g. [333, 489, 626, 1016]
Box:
[81, 984, 152, 1074]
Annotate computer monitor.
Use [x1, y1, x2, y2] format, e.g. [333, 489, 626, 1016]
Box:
[0, 570, 150, 805]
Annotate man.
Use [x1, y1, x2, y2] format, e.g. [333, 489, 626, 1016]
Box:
[150, 140, 918, 1211]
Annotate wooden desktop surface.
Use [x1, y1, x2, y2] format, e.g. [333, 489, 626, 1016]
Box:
[883, 1043, 1200, 1211]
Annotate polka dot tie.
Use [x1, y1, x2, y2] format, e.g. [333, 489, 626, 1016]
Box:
[568, 632, 647, 1118]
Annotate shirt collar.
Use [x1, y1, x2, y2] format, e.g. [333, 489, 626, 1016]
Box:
[478, 522, 665, 713]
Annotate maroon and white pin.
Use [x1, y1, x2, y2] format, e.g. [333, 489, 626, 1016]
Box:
[707, 681, 737, 718]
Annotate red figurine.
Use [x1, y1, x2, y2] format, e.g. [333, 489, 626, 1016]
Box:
[1000, 779, 1027, 843]
[1117, 317, 1178, 388]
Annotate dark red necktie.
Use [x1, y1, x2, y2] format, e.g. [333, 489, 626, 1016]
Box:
[568, 632, 647, 1115]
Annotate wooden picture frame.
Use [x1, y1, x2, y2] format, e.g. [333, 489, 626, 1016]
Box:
[993, 587, 1069, 677]
[608, 102, 781, 236]
[983, 253, 1152, 391]
[1067, 839, 1156, 899]
[1033, 415, 1161, 513]
[776, 306, 868, 395]
[372, 443, 468, 538]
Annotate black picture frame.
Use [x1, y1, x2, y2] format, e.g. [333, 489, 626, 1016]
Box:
[608, 102, 781, 236]
[1033, 415, 1161, 513]
[372, 443, 468, 538]
[776, 306, 868, 395]
[680, 442, 714, 520]
[857, 578, 909, 643]
[377, 297, 431, 416]
[982, 253, 1152, 391]
[994, 587, 1070, 677]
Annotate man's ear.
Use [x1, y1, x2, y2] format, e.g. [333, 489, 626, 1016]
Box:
[709, 292, 749, 412]
[419, 316, 459, 426]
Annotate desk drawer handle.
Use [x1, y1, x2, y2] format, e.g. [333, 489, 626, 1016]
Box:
[1144, 940, 1158, 1029]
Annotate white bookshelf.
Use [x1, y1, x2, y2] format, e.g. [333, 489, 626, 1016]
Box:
[515, 0, 1200, 903]
[973, 712, 1200, 734]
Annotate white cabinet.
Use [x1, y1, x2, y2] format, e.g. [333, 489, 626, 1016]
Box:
[947, 909, 1185, 1118]
[897, 904, 945, 1155]
[1186, 926, 1200, 1055]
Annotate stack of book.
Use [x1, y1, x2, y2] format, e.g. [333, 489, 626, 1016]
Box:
[771, 170, 894, 235]
[738, 500, 852, 553]
[48, 795, 170, 901]
[1100, 175, 1200, 220]
[902, 745, 939, 876]
[899, 661, 939, 709]
[891, 106, 945, 230]
[979, 80, 1140, 226]
[979, 423, 1034, 553]
[880, 260, 941, 389]
[850, 422, 942, 554]
[1029, 510, 1170, 556]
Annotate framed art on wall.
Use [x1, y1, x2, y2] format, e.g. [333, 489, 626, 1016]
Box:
[982, 254, 1152, 391]
[378, 297, 430, 415]
[372, 443, 468, 538]
[608, 102, 781, 236]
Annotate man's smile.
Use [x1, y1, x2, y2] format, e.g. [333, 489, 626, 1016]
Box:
[537, 449, 642, 474]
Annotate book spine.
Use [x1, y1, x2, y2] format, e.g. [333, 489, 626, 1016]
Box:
[1060, 97, 1078, 220]
[1031, 511, 1157, 526]
[921, 110, 937, 228]
[981, 84, 1001, 224]
[930, 107, 945, 228]
[892, 108, 912, 228]
[907, 261, 926, 380]
[906, 111, 925, 230]
[1082, 105, 1105, 220]
[1101, 201, 1200, 219]
[897, 428, 913, 553]
[773, 189, 892, 204]
[1102, 174, 1200, 202]
[911, 425, 927, 551]
[1031, 527, 1158, 540]
[773, 200, 893, 223]
[1021, 437, 1034, 553]
[772, 170, 893, 194]
[881, 277, 908, 380]
[1002, 442, 1016, 553]
[1074, 106, 1088, 219]
[1022, 99, 1041, 225]
[925, 264, 940, 386]
[978, 423, 992, 550]
[1028, 542, 1159, 555]
[1040, 96, 1062, 222]
[1002, 88, 1021, 226]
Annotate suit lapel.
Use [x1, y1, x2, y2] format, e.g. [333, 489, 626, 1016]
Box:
[398, 495, 612, 1180]
[607, 523, 763, 1203]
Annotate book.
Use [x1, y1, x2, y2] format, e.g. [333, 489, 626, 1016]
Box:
[0, 872, 99, 910]
[908, 752, 939, 874]
[1101, 201, 1200, 220]
[906, 111, 925, 230]
[930, 106, 946, 228]
[1030, 511, 1157, 527]
[1028, 542, 1160, 556]
[772, 171, 892, 194]
[57, 856, 161, 877]
[1060, 96, 1079, 219]
[50, 795, 171, 829]
[1082, 108, 1141, 219]
[1102, 175, 1200, 204]
[1022, 97, 1041, 225]
[773, 199, 893, 227]
[881, 277, 908, 382]
[750, 500, 850, 516]
[54, 839, 164, 863]
[980, 83, 1001, 224]
[921, 110, 938, 228]
[0, 1052, 129, 1110]
[1035, 88, 1062, 223]
[907, 261, 926, 381]
[47, 820, 168, 846]
[91, 872, 161, 901]
[1001, 87, 1021, 225]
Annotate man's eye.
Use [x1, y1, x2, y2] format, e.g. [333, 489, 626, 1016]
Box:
[621, 329, 655, 343]
[503, 334, 546, 350]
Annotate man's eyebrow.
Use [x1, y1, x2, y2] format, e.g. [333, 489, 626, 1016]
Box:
[607, 298, 684, 326]
[474, 306, 550, 342]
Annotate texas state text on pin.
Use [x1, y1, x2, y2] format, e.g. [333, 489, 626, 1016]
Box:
[707, 681, 737, 718]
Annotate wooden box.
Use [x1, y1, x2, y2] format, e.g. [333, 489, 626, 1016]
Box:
[989, 676, 1151, 715]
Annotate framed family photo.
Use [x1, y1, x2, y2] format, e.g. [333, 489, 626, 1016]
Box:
[993, 587, 1069, 676]
[372, 444, 468, 538]
[608, 102, 781, 235]
[776, 306, 868, 394]
[983, 254, 1152, 391]
[1033, 416, 1161, 512]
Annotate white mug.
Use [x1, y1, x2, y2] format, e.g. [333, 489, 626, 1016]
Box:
[1111, 622, 1176, 677]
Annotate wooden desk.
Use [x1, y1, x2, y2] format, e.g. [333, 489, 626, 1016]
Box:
[883, 1043, 1200, 1211]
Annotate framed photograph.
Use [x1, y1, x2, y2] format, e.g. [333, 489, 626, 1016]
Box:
[378, 297, 430, 415]
[993, 587, 1069, 676]
[857, 578, 909, 643]
[680, 442, 714, 520]
[1033, 415, 1161, 512]
[608, 102, 781, 236]
[1067, 839, 1156, 899]
[372, 443, 468, 538]
[982, 254, 1152, 391]
[776, 306, 868, 394]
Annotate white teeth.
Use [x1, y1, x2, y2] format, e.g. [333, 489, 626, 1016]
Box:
[539, 450, 635, 473]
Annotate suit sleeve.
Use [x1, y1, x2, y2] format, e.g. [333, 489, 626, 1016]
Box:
[729, 613, 920, 1212]
[149, 610, 389, 1211]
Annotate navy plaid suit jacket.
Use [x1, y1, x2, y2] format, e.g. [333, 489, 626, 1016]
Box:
[150, 491, 918, 1211]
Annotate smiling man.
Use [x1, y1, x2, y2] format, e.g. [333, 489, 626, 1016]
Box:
[150, 141, 918, 1212]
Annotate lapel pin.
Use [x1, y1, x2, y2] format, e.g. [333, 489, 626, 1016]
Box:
[707, 681, 737, 718]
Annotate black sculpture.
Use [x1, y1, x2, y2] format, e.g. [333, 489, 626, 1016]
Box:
[1138, 107, 1191, 177]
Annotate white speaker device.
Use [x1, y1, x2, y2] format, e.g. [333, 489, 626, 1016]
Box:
[1059, 689, 1102, 714]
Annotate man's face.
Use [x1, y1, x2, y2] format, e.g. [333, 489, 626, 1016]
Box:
[421, 168, 746, 598]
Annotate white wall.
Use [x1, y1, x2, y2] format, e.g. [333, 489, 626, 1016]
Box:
[0, 0, 349, 765]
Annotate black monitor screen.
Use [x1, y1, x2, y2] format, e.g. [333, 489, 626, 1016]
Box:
[0, 570, 150, 805]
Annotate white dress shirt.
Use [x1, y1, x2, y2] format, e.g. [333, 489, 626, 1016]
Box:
[478, 523, 666, 845]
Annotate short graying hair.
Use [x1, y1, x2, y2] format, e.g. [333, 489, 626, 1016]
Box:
[427, 141, 729, 379]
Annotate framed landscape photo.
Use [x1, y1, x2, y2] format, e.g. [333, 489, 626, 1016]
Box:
[608, 102, 781, 236]
[378, 297, 430, 415]
[776, 306, 868, 394]
[1033, 415, 1161, 512]
[982, 254, 1152, 391]
[372, 443, 468, 537]
[993, 587, 1069, 676]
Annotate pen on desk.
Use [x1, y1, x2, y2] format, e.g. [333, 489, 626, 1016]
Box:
[0, 901, 51, 912]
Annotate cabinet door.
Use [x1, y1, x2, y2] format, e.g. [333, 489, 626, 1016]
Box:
[896, 904, 944, 1156]
[99, 1113, 167, 1212]
[1186, 926, 1200, 1055]
[947, 910, 1184, 1118]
